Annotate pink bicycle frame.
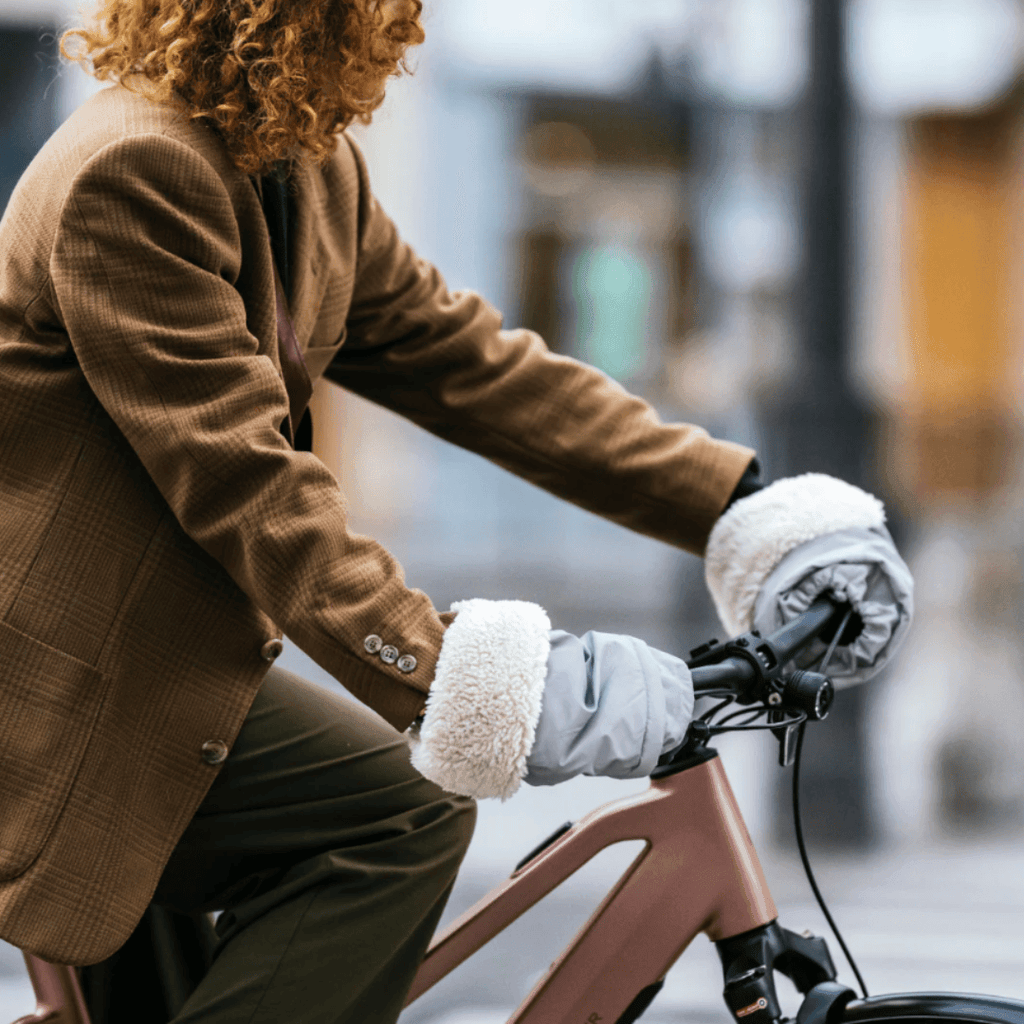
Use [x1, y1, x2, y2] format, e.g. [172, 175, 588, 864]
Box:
[14, 954, 90, 1024]
[406, 753, 778, 1023]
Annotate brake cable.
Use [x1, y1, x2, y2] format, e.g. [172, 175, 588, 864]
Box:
[791, 604, 870, 999]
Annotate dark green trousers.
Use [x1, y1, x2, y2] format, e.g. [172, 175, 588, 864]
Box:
[141, 666, 475, 1024]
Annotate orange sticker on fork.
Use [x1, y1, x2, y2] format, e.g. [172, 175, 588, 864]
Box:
[736, 997, 769, 1017]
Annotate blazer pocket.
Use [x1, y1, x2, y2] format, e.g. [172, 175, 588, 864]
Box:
[0, 621, 111, 880]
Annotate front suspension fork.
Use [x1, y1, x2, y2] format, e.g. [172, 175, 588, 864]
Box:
[717, 922, 856, 1024]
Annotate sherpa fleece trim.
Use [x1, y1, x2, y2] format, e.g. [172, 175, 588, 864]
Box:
[408, 598, 551, 800]
[705, 473, 885, 637]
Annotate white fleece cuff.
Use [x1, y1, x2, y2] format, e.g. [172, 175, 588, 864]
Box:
[705, 473, 886, 636]
[408, 598, 551, 800]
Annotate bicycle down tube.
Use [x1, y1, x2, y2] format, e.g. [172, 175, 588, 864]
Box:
[405, 751, 776, 1023]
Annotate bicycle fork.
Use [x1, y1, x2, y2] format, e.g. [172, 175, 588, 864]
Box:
[716, 921, 856, 1024]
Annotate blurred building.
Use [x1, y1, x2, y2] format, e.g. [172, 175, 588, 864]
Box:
[848, 0, 1024, 842]
[336, 0, 1024, 849]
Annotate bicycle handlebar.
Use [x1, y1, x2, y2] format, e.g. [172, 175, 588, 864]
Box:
[765, 598, 839, 666]
[691, 658, 755, 693]
[690, 597, 841, 697]
[655, 598, 845, 773]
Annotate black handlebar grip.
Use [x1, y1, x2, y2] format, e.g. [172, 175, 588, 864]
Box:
[689, 599, 843, 700]
[767, 597, 838, 665]
[691, 657, 756, 694]
[782, 670, 834, 721]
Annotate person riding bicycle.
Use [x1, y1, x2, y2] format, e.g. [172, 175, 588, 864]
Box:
[0, 1, 912, 1021]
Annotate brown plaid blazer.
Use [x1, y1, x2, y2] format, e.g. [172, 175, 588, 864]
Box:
[0, 82, 753, 964]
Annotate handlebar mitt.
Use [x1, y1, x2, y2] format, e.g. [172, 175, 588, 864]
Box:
[408, 598, 551, 800]
[407, 601, 695, 797]
[522, 631, 694, 787]
[705, 473, 914, 685]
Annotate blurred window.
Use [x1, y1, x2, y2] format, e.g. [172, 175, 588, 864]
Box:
[572, 243, 653, 380]
[514, 89, 692, 393]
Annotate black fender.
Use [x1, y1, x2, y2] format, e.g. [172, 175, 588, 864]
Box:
[841, 992, 1024, 1024]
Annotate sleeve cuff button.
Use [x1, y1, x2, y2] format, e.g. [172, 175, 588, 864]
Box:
[201, 740, 229, 765]
[364, 634, 383, 654]
[380, 645, 399, 665]
[260, 639, 283, 661]
[397, 654, 417, 673]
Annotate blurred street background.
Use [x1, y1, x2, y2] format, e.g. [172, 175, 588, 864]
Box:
[2, 0, 1024, 1021]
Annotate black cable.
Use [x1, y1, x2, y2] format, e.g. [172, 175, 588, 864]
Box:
[790, 601, 869, 996]
[715, 706, 766, 727]
[709, 708, 806, 734]
[792, 720, 869, 999]
[818, 604, 850, 675]
[700, 696, 735, 723]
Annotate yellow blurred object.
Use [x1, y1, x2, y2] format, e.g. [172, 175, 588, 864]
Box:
[892, 92, 1024, 502]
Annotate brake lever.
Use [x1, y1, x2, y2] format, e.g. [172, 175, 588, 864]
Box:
[771, 712, 799, 767]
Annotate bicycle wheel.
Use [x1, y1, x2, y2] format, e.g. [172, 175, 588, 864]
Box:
[840, 992, 1024, 1024]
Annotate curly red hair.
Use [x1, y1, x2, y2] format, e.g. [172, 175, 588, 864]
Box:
[61, 0, 424, 176]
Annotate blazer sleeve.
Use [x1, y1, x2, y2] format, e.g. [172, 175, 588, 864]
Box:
[49, 132, 444, 728]
[325, 134, 755, 557]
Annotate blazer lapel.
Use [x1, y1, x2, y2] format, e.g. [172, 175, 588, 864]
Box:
[287, 159, 330, 354]
[273, 259, 312, 445]
[250, 163, 320, 449]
